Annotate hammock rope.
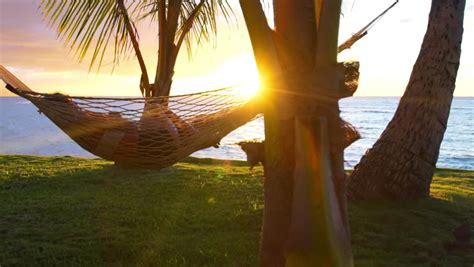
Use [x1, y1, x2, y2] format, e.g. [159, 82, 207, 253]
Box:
[338, 0, 399, 53]
[1, 65, 260, 169]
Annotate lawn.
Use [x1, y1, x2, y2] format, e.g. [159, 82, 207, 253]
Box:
[0, 155, 473, 266]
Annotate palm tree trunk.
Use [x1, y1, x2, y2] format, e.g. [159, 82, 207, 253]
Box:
[239, 2, 290, 265]
[348, 0, 466, 200]
[153, 1, 204, 97]
[154, 0, 168, 97]
[241, 0, 353, 265]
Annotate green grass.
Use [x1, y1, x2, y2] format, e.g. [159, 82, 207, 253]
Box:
[0, 155, 473, 266]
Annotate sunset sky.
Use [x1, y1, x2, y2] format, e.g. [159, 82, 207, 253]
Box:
[0, 0, 473, 97]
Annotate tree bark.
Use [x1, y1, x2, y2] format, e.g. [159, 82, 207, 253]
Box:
[241, 0, 353, 266]
[263, 0, 320, 264]
[239, 2, 291, 265]
[153, 1, 204, 97]
[348, 0, 466, 201]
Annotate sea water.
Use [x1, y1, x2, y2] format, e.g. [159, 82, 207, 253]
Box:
[0, 97, 472, 169]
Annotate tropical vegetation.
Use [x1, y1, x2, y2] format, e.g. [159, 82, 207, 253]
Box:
[41, 0, 232, 96]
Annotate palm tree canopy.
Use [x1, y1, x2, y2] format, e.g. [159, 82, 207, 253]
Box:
[40, 0, 233, 71]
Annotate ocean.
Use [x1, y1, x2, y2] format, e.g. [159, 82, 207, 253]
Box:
[0, 97, 472, 170]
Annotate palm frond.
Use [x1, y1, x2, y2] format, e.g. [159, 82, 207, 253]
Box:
[40, 0, 235, 94]
[138, 0, 233, 57]
[40, 0, 141, 71]
[182, 0, 234, 56]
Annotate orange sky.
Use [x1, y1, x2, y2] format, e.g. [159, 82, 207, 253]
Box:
[0, 0, 473, 97]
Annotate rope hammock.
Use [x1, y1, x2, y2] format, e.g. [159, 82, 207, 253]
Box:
[1, 65, 260, 169]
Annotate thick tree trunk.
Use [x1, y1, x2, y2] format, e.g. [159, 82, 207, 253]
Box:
[348, 0, 466, 201]
[239, 1, 292, 265]
[261, 0, 320, 264]
[241, 0, 353, 266]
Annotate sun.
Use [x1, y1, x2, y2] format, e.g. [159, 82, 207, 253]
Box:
[211, 55, 261, 99]
[235, 75, 261, 99]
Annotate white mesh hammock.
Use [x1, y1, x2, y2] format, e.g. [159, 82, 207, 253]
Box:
[1, 65, 260, 169]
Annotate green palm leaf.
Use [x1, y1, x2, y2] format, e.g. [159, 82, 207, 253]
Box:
[40, 0, 233, 71]
[41, 0, 135, 70]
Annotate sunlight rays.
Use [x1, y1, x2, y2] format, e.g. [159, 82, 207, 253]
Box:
[211, 55, 261, 100]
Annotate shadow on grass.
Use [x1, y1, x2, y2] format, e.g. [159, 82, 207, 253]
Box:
[0, 156, 263, 266]
[1, 155, 472, 266]
[349, 194, 474, 266]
